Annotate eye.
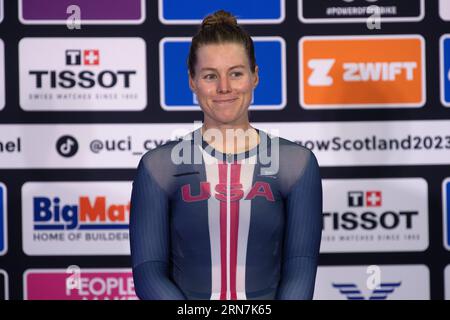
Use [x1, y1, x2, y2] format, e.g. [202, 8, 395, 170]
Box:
[230, 71, 243, 78]
[203, 73, 217, 80]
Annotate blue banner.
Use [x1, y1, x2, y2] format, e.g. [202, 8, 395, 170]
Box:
[160, 38, 285, 110]
[442, 36, 450, 107]
[160, 0, 283, 23]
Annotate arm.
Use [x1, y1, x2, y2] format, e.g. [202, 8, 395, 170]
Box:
[276, 152, 323, 300]
[129, 159, 186, 300]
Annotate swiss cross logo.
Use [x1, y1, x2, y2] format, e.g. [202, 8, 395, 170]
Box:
[65, 49, 100, 66]
[366, 191, 382, 207]
[348, 190, 382, 208]
[84, 50, 100, 65]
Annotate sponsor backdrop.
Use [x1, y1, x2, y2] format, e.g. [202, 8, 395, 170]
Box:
[0, 0, 449, 300]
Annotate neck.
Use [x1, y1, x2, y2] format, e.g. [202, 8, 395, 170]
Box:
[201, 123, 259, 154]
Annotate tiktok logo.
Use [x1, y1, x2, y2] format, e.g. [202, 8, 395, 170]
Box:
[56, 135, 79, 158]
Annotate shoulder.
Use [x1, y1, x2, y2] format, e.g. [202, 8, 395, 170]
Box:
[278, 135, 313, 159]
[140, 139, 181, 170]
[259, 129, 319, 194]
[135, 138, 186, 192]
[262, 129, 315, 168]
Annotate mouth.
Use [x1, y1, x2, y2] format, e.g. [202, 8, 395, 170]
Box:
[212, 97, 239, 105]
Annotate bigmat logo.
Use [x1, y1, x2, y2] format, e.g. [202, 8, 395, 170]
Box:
[22, 182, 132, 255]
[299, 0, 424, 23]
[0, 270, 8, 300]
[314, 265, 430, 300]
[0, 182, 7, 256]
[443, 178, 450, 250]
[321, 178, 428, 253]
[441, 0, 450, 21]
[24, 269, 137, 300]
[19, 0, 145, 24]
[300, 35, 425, 109]
[160, 37, 286, 110]
[159, 0, 284, 24]
[0, 39, 4, 110]
[19, 38, 147, 111]
[441, 35, 450, 107]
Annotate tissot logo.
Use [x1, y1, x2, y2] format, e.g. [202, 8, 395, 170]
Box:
[299, 0, 424, 23]
[321, 178, 428, 253]
[313, 265, 430, 300]
[19, 38, 147, 111]
[65, 50, 100, 66]
[348, 191, 382, 207]
[299, 35, 426, 109]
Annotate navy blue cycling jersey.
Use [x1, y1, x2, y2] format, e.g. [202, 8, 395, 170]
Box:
[130, 128, 322, 300]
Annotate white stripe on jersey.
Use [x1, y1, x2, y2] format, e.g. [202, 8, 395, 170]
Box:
[236, 155, 257, 300]
[201, 147, 222, 300]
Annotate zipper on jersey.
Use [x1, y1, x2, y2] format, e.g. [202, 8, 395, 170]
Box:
[226, 153, 232, 300]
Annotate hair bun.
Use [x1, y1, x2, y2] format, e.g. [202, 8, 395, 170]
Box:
[201, 10, 238, 28]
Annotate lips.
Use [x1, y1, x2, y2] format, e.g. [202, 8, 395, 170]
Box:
[212, 97, 239, 105]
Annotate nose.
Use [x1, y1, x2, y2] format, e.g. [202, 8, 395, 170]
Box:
[217, 76, 231, 94]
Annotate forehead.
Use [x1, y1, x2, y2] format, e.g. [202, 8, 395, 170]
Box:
[195, 42, 249, 69]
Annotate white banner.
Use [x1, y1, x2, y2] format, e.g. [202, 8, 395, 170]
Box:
[321, 178, 428, 253]
[0, 121, 450, 168]
[446, 265, 450, 300]
[22, 182, 132, 256]
[440, 0, 450, 21]
[313, 265, 430, 300]
[19, 38, 147, 111]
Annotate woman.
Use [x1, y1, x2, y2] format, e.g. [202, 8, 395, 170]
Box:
[130, 10, 322, 300]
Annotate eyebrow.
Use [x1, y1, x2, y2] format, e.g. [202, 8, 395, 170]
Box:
[199, 65, 246, 72]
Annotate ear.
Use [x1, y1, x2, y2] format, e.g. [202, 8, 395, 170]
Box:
[253, 65, 259, 88]
[188, 72, 196, 92]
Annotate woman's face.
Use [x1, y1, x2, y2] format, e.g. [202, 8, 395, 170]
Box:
[189, 42, 259, 128]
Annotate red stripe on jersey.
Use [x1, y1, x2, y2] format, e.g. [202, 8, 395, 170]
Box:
[218, 163, 228, 300]
[230, 163, 241, 300]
